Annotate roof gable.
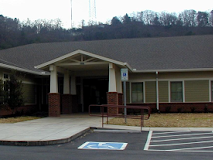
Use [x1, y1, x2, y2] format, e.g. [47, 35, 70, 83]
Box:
[35, 49, 126, 71]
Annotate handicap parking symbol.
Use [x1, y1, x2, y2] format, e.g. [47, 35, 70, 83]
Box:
[78, 142, 128, 150]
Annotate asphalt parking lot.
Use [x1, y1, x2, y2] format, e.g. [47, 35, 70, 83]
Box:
[1, 130, 213, 160]
[145, 131, 213, 152]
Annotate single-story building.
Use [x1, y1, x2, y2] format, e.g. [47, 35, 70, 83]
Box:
[0, 35, 213, 116]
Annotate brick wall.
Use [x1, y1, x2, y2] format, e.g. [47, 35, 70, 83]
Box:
[48, 93, 60, 117]
[128, 102, 213, 113]
[0, 105, 38, 117]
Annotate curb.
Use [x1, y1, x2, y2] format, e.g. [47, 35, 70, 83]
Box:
[0, 128, 91, 146]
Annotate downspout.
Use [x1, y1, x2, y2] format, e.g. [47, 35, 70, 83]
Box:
[156, 71, 159, 112]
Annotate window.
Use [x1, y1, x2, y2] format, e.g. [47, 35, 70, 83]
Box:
[1, 74, 10, 104]
[3, 73, 10, 92]
[3, 74, 9, 79]
[171, 81, 183, 102]
[131, 82, 143, 103]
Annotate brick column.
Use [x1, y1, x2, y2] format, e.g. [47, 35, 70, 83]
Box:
[107, 92, 123, 115]
[48, 93, 60, 117]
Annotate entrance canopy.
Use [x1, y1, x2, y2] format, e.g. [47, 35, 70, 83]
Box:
[35, 50, 129, 116]
[35, 49, 129, 93]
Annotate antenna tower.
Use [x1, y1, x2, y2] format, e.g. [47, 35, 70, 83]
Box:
[89, 0, 97, 22]
[71, 0, 73, 28]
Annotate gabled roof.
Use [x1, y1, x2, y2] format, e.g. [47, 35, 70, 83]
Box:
[0, 35, 212, 74]
[35, 50, 126, 70]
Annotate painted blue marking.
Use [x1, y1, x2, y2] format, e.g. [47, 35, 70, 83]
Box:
[78, 141, 128, 150]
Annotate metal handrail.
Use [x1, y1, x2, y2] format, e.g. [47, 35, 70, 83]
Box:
[89, 104, 150, 132]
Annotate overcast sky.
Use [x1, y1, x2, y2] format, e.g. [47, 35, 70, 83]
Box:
[0, 0, 212, 28]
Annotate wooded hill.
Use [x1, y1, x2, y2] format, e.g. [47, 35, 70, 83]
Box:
[0, 9, 213, 50]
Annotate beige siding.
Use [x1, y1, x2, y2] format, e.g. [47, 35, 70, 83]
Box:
[159, 71, 213, 80]
[145, 81, 156, 103]
[129, 73, 156, 81]
[22, 84, 36, 104]
[126, 82, 130, 103]
[185, 80, 209, 102]
[159, 81, 169, 102]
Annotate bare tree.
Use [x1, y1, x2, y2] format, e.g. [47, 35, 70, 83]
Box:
[160, 12, 178, 26]
[179, 10, 197, 27]
[210, 10, 213, 27]
[142, 10, 156, 25]
[197, 11, 209, 27]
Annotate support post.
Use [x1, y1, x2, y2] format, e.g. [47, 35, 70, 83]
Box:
[108, 63, 117, 92]
[49, 65, 58, 93]
[48, 65, 60, 117]
[121, 68, 128, 123]
[123, 81, 127, 123]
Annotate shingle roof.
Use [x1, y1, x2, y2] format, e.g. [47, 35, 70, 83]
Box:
[0, 35, 212, 74]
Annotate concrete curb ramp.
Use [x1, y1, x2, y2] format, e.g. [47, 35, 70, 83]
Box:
[0, 128, 90, 146]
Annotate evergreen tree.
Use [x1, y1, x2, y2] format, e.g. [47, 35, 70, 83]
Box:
[4, 74, 24, 113]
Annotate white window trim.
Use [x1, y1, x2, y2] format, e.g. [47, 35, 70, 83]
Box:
[2, 73, 10, 91]
[183, 81, 185, 102]
[143, 82, 146, 103]
[129, 78, 213, 104]
[130, 82, 145, 103]
[129, 82, 132, 103]
[3, 73, 10, 81]
[210, 80, 212, 102]
[169, 80, 185, 103]
[168, 81, 170, 103]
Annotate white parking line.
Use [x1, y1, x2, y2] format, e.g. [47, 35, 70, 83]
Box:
[167, 145, 213, 151]
[152, 132, 213, 139]
[151, 135, 213, 142]
[145, 131, 213, 152]
[144, 131, 152, 151]
[152, 131, 190, 135]
[150, 140, 213, 147]
[147, 149, 213, 153]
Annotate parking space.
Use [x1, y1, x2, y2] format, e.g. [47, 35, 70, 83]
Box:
[2, 130, 213, 160]
[144, 131, 213, 152]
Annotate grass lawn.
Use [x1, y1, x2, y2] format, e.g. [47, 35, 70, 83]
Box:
[107, 113, 213, 127]
[0, 116, 40, 123]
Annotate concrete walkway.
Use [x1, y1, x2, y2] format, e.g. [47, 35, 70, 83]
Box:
[0, 114, 212, 146]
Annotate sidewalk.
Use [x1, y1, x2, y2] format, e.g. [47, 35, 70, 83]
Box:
[0, 114, 212, 146]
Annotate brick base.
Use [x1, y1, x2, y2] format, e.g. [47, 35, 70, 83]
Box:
[48, 93, 60, 117]
[107, 92, 123, 115]
[128, 102, 213, 113]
